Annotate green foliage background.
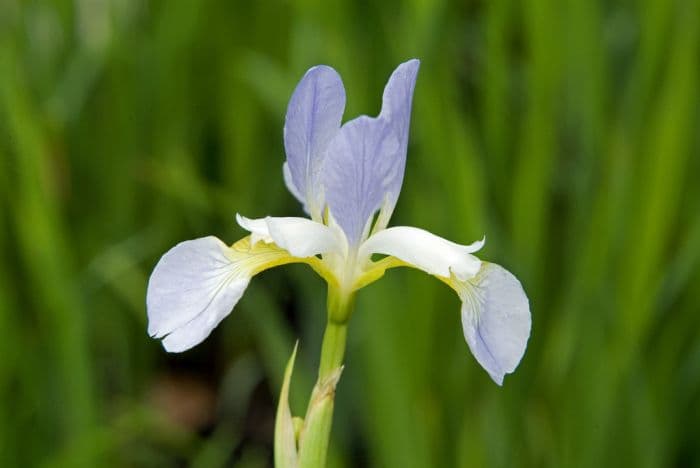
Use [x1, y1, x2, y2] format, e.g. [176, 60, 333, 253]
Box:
[1, 0, 699, 466]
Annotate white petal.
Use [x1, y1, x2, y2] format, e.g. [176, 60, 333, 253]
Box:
[237, 214, 346, 258]
[146, 237, 248, 351]
[359, 226, 484, 281]
[460, 263, 531, 385]
[236, 214, 273, 245]
[162, 277, 250, 352]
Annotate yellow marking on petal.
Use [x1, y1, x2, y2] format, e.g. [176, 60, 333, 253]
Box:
[352, 254, 477, 297]
[438, 262, 492, 298]
[351, 256, 408, 290]
[226, 236, 339, 287]
[436, 274, 462, 295]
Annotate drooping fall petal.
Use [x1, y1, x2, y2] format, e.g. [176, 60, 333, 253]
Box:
[460, 263, 531, 385]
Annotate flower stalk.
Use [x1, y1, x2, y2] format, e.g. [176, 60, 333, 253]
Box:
[273, 286, 354, 467]
[319, 287, 353, 378]
[299, 287, 354, 466]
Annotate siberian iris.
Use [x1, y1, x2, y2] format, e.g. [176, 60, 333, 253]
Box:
[146, 59, 531, 385]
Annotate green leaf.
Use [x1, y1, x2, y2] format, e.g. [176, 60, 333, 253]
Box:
[298, 366, 343, 468]
[274, 343, 299, 468]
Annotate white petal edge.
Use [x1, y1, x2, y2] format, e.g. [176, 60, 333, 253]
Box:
[146, 236, 249, 352]
[236, 214, 274, 245]
[359, 226, 484, 281]
[460, 263, 531, 385]
[236, 214, 346, 258]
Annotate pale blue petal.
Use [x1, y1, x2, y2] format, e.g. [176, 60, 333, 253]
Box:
[461, 263, 531, 385]
[375, 59, 420, 224]
[146, 237, 250, 352]
[283, 65, 346, 219]
[283, 161, 305, 207]
[323, 116, 400, 245]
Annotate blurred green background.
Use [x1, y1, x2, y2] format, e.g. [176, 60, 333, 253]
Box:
[1, 0, 699, 466]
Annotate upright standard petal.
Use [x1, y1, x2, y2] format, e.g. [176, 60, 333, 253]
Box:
[359, 226, 484, 281]
[460, 263, 531, 385]
[284, 65, 346, 219]
[375, 59, 420, 226]
[323, 116, 400, 245]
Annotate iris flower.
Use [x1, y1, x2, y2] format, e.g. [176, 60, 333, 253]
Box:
[146, 59, 531, 385]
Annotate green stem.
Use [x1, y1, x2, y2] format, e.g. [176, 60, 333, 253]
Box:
[297, 286, 354, 467]
[319, 285, 353, 379]
[318, 321, 347, 380]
